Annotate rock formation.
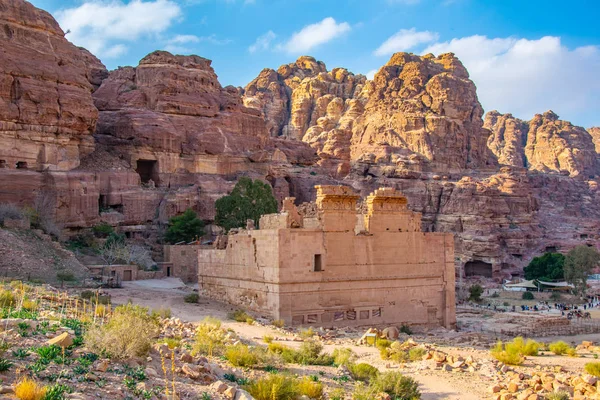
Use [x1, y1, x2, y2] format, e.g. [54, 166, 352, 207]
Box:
[485, 110, 598, 177]
[0, 0, 104, 171]
[589, 127, 600, 153]
[244, 53, 494, 177]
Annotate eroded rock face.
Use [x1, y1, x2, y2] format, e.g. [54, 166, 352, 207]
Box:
[485, 110, 598, 177]
[244, 53, 494, 177]
[92, 51, 275, 176]
[0, 0, 105, 171]
[588, 127, 600, 153]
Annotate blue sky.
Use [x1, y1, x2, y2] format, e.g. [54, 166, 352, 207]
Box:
[30, 0, 600, 127]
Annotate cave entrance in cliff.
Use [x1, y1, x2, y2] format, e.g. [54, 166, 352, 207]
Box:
[136, 160, 159, 186]
[16, 161, 27, 169]
[464, 260, 493, 278]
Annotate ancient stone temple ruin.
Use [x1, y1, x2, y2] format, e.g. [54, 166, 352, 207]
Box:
[198, 185, 456, 328]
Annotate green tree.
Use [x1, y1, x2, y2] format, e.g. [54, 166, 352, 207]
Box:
[214, 177, 278, 231]
[564, 246, 600, 295]
[468, 284, 483, 302]
[164, 209, 205, 244]
[523, 252, 565, 281]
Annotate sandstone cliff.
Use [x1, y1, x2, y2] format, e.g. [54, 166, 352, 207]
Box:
[485, 110, 598, 177]
[589, 127, 600, 154]
[244, 53, 494, 177]
[0, 0, 105, 171]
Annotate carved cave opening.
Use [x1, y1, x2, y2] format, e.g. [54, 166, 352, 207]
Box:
[0, 160, 6, 168]
[464, 260, 493, 278]
[136, 159, 159, 185]
[16, 161, 27, 169]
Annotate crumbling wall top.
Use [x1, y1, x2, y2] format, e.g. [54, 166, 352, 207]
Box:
[366, 187, 408, 214]
[315, 185, 360, 212]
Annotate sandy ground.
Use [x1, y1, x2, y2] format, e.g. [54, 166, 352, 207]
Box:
[107, 279, 487, 399]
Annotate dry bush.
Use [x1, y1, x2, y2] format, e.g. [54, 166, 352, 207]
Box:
[349, 362, 379, 382]
[85, 303, 159, 359]
[184, 293, 199, 304]
[228, 309, 253, 323]
[491, 341, 523, 365]
[549, 341, 574, 356]
[0, 204, 24, 225]
[0, 289, 16, 308]
[332, 347, 355, 366]
[272, 319, 285, 328]
[296, 376, 323, 399]
[225, 344, 262, 367]
[245, 374, 299, 400]
[408, 347, 427, 361]
[192, 317, 227, 357]
[585, 362, 600, 377]
[545, 392, 570, 400]
[14, 377, 47, 400]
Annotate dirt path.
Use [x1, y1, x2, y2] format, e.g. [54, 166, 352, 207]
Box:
[108, 280, 489, 399]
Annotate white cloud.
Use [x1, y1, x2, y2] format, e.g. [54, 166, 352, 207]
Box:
[422, 35, 600, 125]
[56, 0, 181, 58]
[366, 69, 378, 79]
[104, 44, 128, 58]
[282, 17, 351, 54]
[374, 28, 438, 56]
[249, 31, 276, 53]
[164, 34, 231, 54]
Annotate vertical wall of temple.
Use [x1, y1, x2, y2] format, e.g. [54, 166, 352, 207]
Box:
[197, 185, 456, 329]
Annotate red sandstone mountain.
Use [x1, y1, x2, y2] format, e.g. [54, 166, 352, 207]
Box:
[485, 110, 599, 177]
[0, 0, 599, 281]
[0, 0, 105, 171]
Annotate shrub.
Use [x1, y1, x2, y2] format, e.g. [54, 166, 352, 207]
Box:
[0, 203, 24, 225]
[295, 341, 334, 366]
[468, 284, 483, 302]
[376, 339, 392, 350]
[225, 344, 261, 367]
[522, 291, 534, 300]
[0, 289, 16, 308]
[272, 319, 285, 328]
[408, 347, 427, 361]
[350, 363, 379, 382]
[329, 388, 345, 400]
[184, 293, 199, 304]
[164, 209, 205, 244]
[545, 392, 570, 400]
[245, 374, 300, 400]
[297, 376, 323, 399]
[490, 341, 523, 365]
[332, 347, 355, 366]
[585, 362, 600, 377]
[192, 317, 227, 357]
[229, 309, 252, 322]
[22, 299, 38, 311]
[299, 327, 315, 339]
[14, 377, 47, 400]
[92, 223, 114, 238]
[85, 304, 159, 359]
[549, 341, 573, 356]
[507, 337, 541, 356]
[371, 371, 420, 400]
[151, 307, 172, 319]
[263, 335, 274, 344]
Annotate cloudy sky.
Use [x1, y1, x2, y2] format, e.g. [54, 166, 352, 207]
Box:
[29, 0, 600, 128]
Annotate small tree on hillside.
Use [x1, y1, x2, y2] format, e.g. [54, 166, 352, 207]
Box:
[214, 177, 278, 231]
[524, 252, 565, 281]
[564, 246, 600, 295]
[164, 209, 205, 244]
[468, 284, 483, 302]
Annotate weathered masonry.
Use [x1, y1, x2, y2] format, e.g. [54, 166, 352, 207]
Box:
[198, 185, 456, 328]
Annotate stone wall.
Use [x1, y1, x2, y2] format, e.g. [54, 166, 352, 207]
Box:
[164, 245, 209, 283]
[198, 186, 455, 328]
